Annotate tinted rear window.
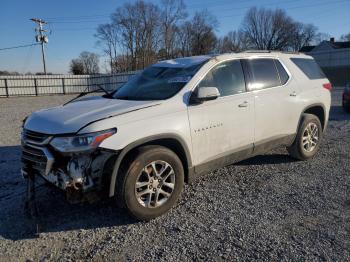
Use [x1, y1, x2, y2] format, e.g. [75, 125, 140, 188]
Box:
[246, 59, 280, 90]
[290, 58, 325, 79]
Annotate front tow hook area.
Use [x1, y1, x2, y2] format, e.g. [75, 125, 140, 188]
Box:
[24, 170, 42, 237]
[25, 171, 38, 219]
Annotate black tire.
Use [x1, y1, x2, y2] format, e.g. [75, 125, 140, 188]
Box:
[287, 113, 323, 160]
[116, 145, 184, 221]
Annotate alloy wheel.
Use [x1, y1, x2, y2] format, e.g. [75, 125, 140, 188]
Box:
[135, 160, 175, 208]
[302, 122, 319, 152]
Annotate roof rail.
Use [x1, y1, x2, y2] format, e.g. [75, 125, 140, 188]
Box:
[281, 50, 300, 54]
[242, 50, 271, 53]
[241, 50, 302, 55]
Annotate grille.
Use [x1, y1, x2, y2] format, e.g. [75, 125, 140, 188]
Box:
[21, 144, 54, 175]
[22, 129, 51, 145]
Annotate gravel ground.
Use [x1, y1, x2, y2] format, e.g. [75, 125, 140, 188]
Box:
[0, 90, 349, 261]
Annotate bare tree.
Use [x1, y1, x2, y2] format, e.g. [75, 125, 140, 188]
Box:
[0, 70, 20, 76]
[69, 59, 85, 75]
[160, 0, 187, 59]
[314, 32, 331, 45]
[111, 0, 161, 71]
[70, 51, 100, 75]
[80, 52, 100, 74]
[176, 21, 192, 57]
[291, 23, 317, 51]
[138, 1, 161, 67]
[190, 10, 218, 55]
[217, 31, 247, 53]
[111, 3, 137, 71]
[93, 3, 321, 72]
[340, 33, 350, 41]
[95, 23, 119, 73]
[242, 7, 297, 50]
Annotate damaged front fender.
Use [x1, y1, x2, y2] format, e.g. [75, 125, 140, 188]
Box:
[41, 149, 117, 202]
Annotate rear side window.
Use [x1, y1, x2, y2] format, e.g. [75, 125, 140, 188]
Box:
[198, 60, 246, 97]
[290, 58, 325, 79]
[245, 59, 280, 90]
[275, 60, 289, 85]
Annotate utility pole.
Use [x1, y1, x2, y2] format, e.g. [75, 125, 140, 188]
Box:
[30, 18, 48, 74]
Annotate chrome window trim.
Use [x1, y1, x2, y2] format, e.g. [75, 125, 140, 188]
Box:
[244, 58, 292, 92]
[187, 56, 293, 104]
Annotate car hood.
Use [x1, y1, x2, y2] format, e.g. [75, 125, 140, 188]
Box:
[24, 96, 160, 134]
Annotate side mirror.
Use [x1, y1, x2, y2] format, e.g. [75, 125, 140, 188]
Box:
[191, 86, 220, 104]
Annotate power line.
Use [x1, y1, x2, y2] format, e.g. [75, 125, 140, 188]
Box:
[41, 0, 286, 21]
[53, 27, 97, 31]
[44, 13, 110, 21]
[0, 43, 39, 51]
[38, 0, 349, 35]
[41, 0, 297, 23]
[218, 0, 349, 19]
[47, 19, 109, 24]
[42, 0, 347, 25]
[21, 41, 36, 73]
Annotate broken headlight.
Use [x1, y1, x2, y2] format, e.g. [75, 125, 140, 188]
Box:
[50, 128, 117, 153]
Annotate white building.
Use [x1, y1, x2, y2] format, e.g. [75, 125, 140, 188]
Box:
[300, 38, 350, 86]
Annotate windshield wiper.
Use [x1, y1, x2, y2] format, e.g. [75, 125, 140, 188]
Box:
[96, 84, 113, 98]
[64, 84, 113, 106]
[115, 95, 132, 100]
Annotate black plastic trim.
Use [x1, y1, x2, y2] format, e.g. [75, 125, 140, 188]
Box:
[189, 134, 295, 182]
[193, 145, 253, 179]
[300, 103, 327, 131]
[109, 133, 192, 196]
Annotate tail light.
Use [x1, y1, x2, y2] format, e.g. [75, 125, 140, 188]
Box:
[323, 83, 332, 91]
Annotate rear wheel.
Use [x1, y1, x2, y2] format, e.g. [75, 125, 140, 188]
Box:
[116, 146, 184, 221]
[287, 113, 322, 160]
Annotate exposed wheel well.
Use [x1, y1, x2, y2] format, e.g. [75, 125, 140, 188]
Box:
[303, 105, 325, 130]
[119, 138, 190, 183]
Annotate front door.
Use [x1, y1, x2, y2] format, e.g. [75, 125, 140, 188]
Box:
[187, 59, 255, 170]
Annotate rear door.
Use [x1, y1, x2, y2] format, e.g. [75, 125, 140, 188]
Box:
[187, 59, 254, 169]
[242, 58, 300, 147]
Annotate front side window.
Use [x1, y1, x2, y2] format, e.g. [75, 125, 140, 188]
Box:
[114, 63, 205, 101]
[198, 60, 246, 97]
[246, 58, 280, 90]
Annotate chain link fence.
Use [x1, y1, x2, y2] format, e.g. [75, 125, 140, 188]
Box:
[0, 72, 136, 97]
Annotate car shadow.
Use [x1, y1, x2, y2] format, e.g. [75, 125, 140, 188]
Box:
[235, 153, 297, 166]
[0, 145, 138, 241]
[329, 105, 350, 121]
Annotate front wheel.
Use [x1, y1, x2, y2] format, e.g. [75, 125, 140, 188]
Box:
[287, 114, 323, 160]
[116, 146, 184, 221]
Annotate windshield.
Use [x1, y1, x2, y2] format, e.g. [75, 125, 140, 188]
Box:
[114, 63, 205, 101]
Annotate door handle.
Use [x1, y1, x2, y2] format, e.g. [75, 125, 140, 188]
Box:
[238, 101, 248, 108]
[290, 91, 297, 97]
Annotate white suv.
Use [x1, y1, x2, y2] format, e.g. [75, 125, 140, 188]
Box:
[22, 51, 331, 220]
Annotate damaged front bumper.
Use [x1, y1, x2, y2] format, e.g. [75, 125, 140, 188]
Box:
[21, 129, 117, 203]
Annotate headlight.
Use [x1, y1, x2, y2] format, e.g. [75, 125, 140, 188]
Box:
[50, 128, 117, 153]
